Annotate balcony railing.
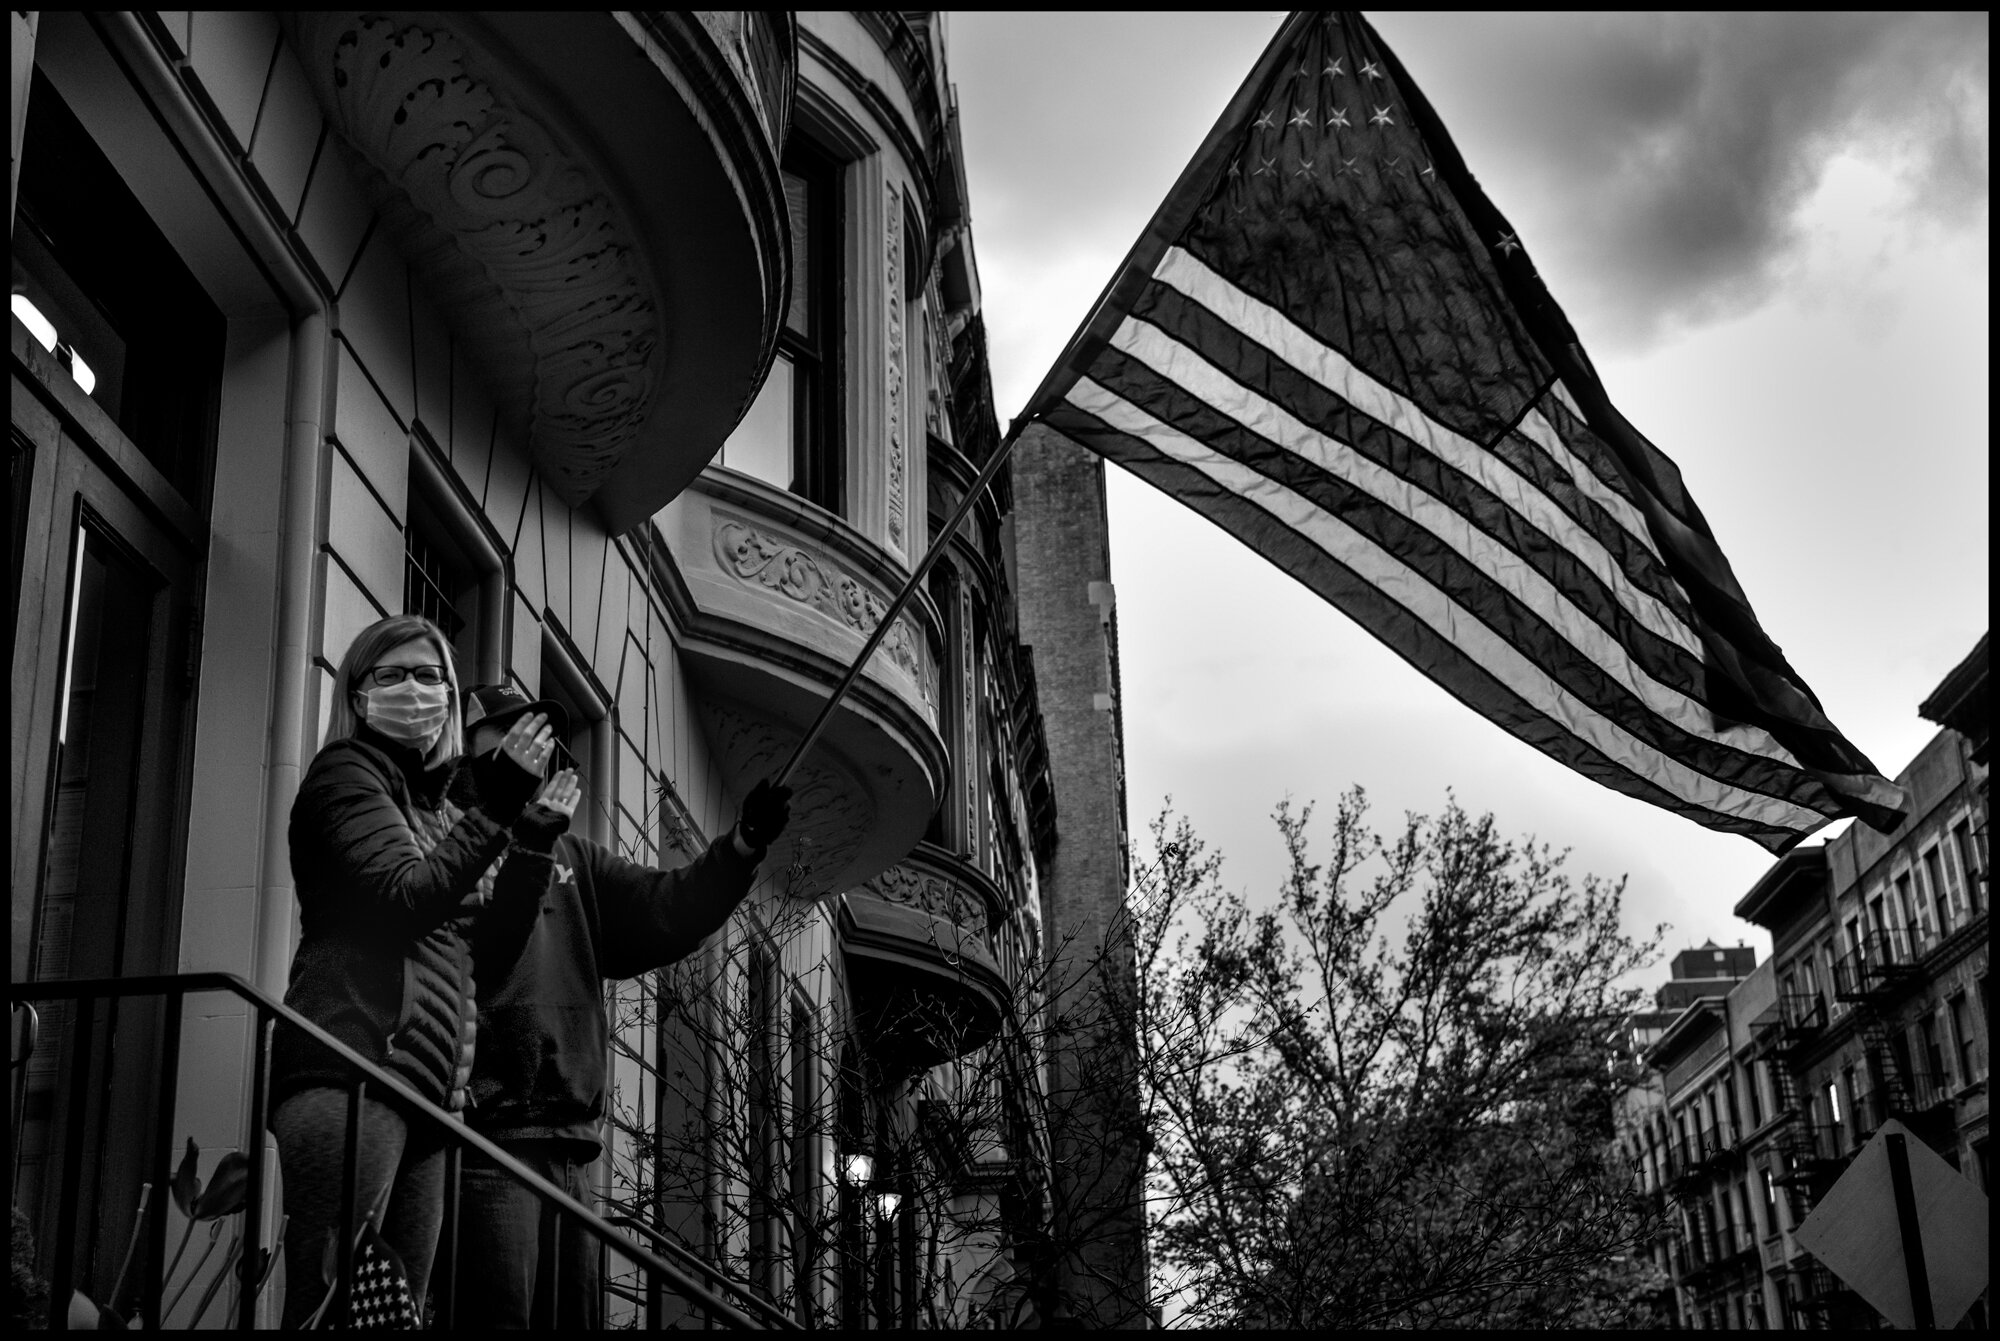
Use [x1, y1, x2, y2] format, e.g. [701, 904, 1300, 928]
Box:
[1832, 927, 1925, 1001]
[10, 973, 799, 1330]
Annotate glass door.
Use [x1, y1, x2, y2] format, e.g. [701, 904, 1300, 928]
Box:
[10, 354, 202, 1311]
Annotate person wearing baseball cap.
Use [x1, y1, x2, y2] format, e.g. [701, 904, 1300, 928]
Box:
[446, 683, 792, 1329]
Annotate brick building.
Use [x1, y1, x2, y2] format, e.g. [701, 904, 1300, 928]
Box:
[1620, 634, 1990, 1329]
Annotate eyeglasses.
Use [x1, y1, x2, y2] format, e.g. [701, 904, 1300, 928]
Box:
[361, 665, 448, 688]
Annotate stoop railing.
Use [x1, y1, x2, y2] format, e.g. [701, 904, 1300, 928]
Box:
[9, 972, 800, 1330]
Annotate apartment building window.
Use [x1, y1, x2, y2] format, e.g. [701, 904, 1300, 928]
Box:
[1759, 1166, 1780, 1233]
[1919, 1012, 1948, 1094]
[1950, 994, 1981, 1087]
[1950, 817, 1983, 913]
[719, 140, 844, 514]
[1922, 845, 1953, 938]
[1841, 1066, 1861, 1138]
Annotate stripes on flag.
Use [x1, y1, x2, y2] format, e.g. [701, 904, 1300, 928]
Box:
[1016, 12, 1905, 851]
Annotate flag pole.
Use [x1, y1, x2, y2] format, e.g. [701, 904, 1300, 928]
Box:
[772, 425, 1026, 789]
[774, 13, 1312, 790]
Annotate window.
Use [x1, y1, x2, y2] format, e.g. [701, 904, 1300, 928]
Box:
[13, 71, 222, 506]
[718, 140, 843, 513]
[1760, 1166, 1779, 1231]
[1949, 994, 1980, 1086]
[535, 640, 610, 845]
[1919, 1012, 1947, 1092]
[402, 439, 505, 685]
[1950, 817, 1983, 914]
[1922, 846, 1952, 938]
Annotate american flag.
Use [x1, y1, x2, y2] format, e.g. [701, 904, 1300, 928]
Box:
[1015, 11, 1906, 852]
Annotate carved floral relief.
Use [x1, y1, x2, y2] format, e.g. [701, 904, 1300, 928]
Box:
[712, 517, 937, 711]
[858, 863, 990, 933]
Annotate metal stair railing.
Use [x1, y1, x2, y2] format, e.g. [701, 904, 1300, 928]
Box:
[9, 972, 801, 1330]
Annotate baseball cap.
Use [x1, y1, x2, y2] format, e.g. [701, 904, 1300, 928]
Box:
[462, 683, 571, 743]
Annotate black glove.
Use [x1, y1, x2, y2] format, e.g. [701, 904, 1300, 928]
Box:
[469, 747, 540, 823]
[511, 801, 571, 854]
[736, 778, 793, 851]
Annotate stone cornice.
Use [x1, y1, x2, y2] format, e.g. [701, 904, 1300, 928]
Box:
[293, 13, 662, 504]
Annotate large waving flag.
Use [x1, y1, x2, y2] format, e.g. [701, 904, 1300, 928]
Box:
[1015, 12, 1906, 852]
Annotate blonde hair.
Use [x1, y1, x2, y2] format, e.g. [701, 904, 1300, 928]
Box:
[324, 614, 464, 766]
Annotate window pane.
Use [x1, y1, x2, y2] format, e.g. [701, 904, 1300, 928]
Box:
[784, 171, 812, 338]
[721, 355, 795, 489]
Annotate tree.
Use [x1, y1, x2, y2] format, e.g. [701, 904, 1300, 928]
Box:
[1131, 787, 1669, 1328]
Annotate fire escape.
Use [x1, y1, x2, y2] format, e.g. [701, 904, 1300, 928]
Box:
[1832, 927, 1956, 1146]
[1748, 989, 1849, 1330]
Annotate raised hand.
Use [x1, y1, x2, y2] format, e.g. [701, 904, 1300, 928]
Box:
[499, 712, 556, 778]
[534, 768, 582, 820]
[737, 777, 793, 851]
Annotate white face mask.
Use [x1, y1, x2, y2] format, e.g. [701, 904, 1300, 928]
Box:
[359, 679, 451, 747]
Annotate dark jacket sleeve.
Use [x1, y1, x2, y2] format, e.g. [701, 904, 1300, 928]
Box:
[587, 836, 763, 980]
[470, 816, 565, 977]
[290, 740, 513, 939]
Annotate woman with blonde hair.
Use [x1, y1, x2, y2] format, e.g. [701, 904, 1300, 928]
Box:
[268, 613, 560, 1327]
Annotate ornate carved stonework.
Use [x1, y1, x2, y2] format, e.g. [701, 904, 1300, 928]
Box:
[885, 183, 907, 554]
[711, 517, 935, 708]
[298, 14, 660, 502]
[858, 863, 989, 933]
[699, 703, 871, 897]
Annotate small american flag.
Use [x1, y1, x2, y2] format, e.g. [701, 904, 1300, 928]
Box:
[1016, 11, 1905, 851]
[306, 1214, 422, 1330]
[343, 1221, 421, 1329]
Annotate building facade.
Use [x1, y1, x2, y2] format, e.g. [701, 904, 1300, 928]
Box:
[10, 10, 1138, 1328]
[1621, 634, 1990, 1330]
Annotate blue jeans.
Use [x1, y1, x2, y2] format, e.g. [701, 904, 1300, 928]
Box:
[447, 1140, 602, 1329]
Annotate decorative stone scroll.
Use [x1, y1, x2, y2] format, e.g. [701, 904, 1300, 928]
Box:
[859, 862, 989, 932]
[712, 517, 935, 708]
[885, 182, 907, 555]
[300, 14, 660, 501]
[700, 703, 870, 897]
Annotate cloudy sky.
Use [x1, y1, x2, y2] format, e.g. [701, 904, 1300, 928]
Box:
[945, 12, 1989, 967]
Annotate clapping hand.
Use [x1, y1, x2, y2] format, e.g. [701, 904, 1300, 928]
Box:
[499, 712, 556, 777]
[534, 768, 582, 820]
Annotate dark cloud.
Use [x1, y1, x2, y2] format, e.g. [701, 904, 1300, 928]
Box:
[1372, 11, 1990, 348]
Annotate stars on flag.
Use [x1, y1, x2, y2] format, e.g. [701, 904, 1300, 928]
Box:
[1328, 106, 1350, 130]
[1288, 106, 1314, 132]
[1295, 157, 1316, 178]
[1254, 108, 1276, 132]
[1370, 105, 1395, 127]
[1336, 155, 1359, 178]
[1495, 231, 1522, 257]
[1359, 58, 1382, 79]
[1255, 155, 1277, 177]
[1324, 57, 1345, 79]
